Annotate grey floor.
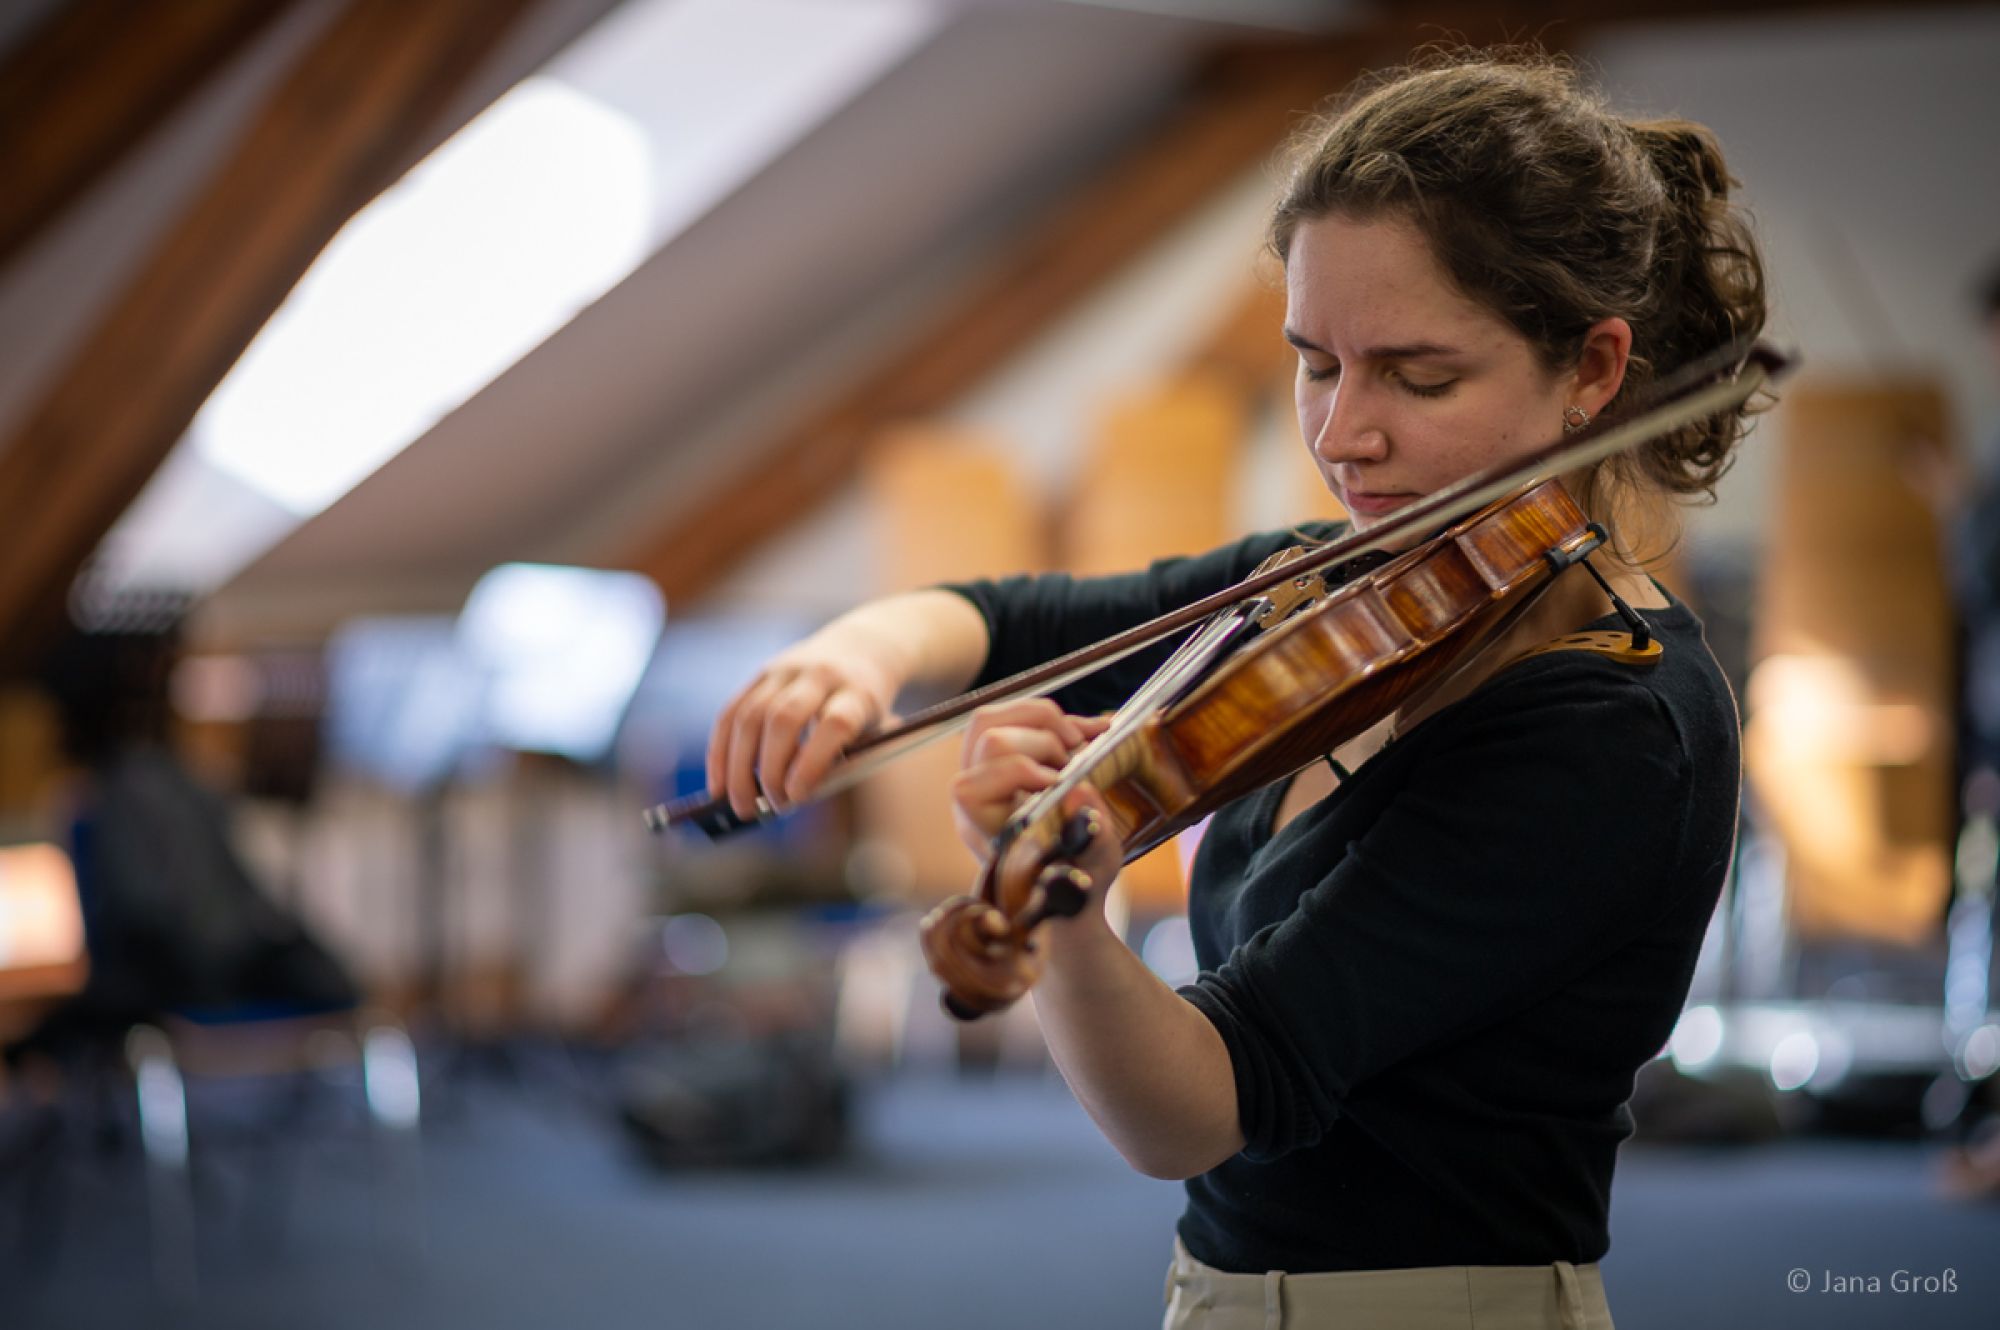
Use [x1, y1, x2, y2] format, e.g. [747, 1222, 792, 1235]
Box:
[4, 1067, 1997, 1330]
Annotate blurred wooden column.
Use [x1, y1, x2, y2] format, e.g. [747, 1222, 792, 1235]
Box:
[857, 427, 1047, 904]
[1064, 373, 1244, 575]
[1059, 371, 1251, 914]
[1744, 381, 1956, 945]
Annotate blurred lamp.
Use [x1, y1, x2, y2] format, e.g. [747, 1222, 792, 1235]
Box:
[0, 843, 86, 971]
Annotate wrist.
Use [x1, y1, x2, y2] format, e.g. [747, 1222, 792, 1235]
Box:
[809, 614, 913, 695]
[1039, 906, 1123, 967]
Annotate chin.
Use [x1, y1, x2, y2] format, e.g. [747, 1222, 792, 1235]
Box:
[1344, 511, 1432, 552]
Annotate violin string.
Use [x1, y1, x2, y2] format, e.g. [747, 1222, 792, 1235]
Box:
[1003, 600, 1263, 853]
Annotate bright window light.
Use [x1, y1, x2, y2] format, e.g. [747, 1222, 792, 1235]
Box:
[456, 562, 665, 762]
[100, 0, 941, 594]
[197, 78, 652, 515]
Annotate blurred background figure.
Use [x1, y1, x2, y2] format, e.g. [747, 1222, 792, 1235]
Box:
[6, 607, 358, 1075]
[1938, 263, 2000, 813]
[1902, 259, 2000, 1194]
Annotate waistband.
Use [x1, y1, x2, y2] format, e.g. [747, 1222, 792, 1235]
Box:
[1166, 1237, 1613, 1329]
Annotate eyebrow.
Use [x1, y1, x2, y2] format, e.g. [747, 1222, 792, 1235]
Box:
[1282, 329, 1463, 360]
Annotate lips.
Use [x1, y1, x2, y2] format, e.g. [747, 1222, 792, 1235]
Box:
[1340, 488, 1420, 517]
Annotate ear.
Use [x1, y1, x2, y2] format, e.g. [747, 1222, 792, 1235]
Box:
[1569, 317, 1633, 416]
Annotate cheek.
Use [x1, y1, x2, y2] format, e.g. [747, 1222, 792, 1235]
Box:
[1425, 392, 1550, 477]
[1402, 405, 1493, 483]
[1294, 382, 1329, 446]
[1502, 376, 1570, 447]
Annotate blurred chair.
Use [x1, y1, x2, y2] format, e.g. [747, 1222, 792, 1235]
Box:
[125, 1008, 422, 1299]
[68, 745, 422, 1297]
[7, 615, 426, 1296]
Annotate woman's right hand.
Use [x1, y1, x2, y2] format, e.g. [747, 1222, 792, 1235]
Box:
[704, 634, 904, 820]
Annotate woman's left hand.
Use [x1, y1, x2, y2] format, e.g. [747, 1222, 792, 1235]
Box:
[950, 699, 1125, 902]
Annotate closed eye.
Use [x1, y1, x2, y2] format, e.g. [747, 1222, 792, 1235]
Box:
[1396, 373, 1457, 398]
[1300, 358, 1456, 397]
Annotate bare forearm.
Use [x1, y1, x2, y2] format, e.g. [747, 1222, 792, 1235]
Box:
[1032, 914, 1245, 1180]
[814, 589, 989, 696]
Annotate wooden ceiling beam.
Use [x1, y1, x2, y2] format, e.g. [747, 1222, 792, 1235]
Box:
[0, 0, 541, 675]
[619, 43, 1362, 607]
[0, 0, 300, 270]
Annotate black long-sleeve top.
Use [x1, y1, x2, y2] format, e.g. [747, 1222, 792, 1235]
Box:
[942, 522, 1741, 1274]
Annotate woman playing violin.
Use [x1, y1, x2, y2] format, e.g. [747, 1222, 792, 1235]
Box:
[705, 49, 1766, 1329]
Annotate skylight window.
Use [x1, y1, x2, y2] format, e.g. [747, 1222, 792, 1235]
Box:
[97, 0, 941, 594]
[197, 78, 651, 515]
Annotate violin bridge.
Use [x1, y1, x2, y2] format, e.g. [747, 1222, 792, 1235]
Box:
[1250, 566, 1328, 628]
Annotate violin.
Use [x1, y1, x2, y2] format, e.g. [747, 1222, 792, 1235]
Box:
[921, 476, 1611, 1017]
[645, 340, 1791, 1020]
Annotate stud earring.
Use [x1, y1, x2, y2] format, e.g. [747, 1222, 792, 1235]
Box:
[1562, 404, 1591, 434]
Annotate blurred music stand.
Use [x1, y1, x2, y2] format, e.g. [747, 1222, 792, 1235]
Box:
[324, 618, 485, 1052]
[451, 564, 664, 1104]
[324, 569, 665, 1107]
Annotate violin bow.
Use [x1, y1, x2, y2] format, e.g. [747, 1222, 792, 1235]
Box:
[648, 337, 1792, 836]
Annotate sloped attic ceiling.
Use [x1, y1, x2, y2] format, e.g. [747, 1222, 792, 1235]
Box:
[189, 1, 1328, 644]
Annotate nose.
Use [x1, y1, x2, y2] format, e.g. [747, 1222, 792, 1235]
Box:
[1305, 381, 1389, 468]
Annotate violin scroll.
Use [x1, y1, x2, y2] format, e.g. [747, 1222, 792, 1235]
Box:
[920, 807, 1105, 1020]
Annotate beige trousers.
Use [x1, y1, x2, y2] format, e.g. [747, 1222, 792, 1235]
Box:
[1162, 1237, 1616, 1330]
